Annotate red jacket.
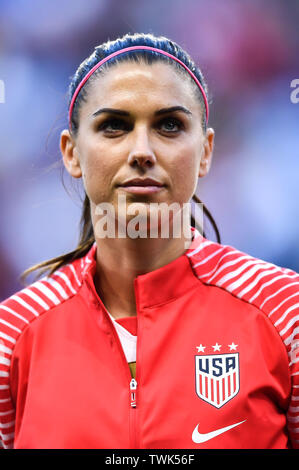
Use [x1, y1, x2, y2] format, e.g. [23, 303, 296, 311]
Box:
[0, 229, 299, 449]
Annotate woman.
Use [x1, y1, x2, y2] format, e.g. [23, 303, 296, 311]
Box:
[0, 33, 298, 449]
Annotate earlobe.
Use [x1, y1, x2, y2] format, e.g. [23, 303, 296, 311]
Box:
[198, 158, 209, 177]
[60, 129, 82, 179]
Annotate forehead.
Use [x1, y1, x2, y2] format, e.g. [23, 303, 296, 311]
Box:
[82, 61, 199, 113]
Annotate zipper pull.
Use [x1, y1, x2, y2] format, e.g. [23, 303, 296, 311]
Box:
[130, 378, 137, 408]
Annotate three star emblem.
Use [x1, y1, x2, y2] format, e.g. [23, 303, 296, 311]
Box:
[196, 342, 238, 353]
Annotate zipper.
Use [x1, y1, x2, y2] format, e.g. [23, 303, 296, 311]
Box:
[130, 278, 140, 448]
[129, 378, 138, 448]
[130, 378, 137, 408]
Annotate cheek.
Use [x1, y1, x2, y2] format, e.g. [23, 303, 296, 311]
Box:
[169, 148, 200, 201]
[79, 144, 118, 203]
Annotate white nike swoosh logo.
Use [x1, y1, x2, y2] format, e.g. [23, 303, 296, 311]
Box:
[192, 419, 246, 444]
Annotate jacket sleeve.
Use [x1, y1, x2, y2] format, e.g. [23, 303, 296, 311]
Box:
[252, 264, 299, 449]
[273, 267, 299, 448]
[286, 319, 299, 448]
[0, 301, 18, 449]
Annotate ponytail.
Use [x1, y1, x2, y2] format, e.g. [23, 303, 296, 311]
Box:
[20, 194, 94, 284]
[191, 194, 221, 244]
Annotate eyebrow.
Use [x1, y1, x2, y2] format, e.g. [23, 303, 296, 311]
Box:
[92, 108, 129, 117]
[92, 106, 192, 118]
[155, 106, 192, 116]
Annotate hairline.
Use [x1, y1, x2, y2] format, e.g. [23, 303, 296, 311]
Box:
[70, 55, 207, 135]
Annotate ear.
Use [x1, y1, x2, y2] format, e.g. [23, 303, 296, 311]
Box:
[198, 128, 215, 178]
[60, 129, 82, 178]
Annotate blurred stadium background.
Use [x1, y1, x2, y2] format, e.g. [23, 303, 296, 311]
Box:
[0, 0, 298, 299]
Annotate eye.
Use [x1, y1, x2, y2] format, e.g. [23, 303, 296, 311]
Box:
[157, 117, 184, 134]
[98, 118, 131, 135]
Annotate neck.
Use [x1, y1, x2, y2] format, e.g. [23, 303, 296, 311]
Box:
[93, 230, 192, 320]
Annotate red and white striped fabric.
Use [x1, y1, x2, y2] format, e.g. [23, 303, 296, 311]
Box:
[0, 228, 298, 448]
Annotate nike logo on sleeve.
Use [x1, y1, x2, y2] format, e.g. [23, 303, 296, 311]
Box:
[192, 420, 246, 444]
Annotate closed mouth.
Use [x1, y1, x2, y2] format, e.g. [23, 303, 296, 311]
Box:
[119, 178, 164, 187]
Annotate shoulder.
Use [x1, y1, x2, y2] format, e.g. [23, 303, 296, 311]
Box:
[0, 242, 97, 342]
[0, 257, 85, 349]
[187, 237, 299, 353]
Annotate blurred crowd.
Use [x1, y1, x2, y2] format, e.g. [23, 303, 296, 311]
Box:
[0, 0, 298, 299]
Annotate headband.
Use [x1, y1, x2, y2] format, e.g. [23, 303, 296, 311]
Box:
[68, 45, 209, 130]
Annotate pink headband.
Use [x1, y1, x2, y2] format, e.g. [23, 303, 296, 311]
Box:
[68, 45, 209, 130]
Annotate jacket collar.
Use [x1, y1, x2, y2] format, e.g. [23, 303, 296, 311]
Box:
[79, 227, 212, 310]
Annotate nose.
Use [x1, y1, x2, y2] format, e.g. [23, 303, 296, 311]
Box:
[127, 125, 156, 168]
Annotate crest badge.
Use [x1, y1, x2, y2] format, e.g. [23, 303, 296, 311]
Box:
[195, 344, 240, 408]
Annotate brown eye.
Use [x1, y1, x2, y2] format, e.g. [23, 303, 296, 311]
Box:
[158, 117, 183, 133]
[98, 118, 131, 135]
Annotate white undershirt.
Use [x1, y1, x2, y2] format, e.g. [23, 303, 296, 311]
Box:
[107, 312, 137, 363]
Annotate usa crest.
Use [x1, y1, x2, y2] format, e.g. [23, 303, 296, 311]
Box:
[195, 347, 240, 408]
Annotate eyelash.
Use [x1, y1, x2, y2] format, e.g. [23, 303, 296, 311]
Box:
[158, 117, 184, 133]
[98, 118, 130, 133]
[97, 117, 184, 136]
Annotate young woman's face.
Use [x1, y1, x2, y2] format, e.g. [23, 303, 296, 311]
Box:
[61, 61, 214, 231]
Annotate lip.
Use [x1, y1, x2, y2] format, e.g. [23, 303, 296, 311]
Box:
[120, 178, 164, 187]
[117, 178, 165, 194]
